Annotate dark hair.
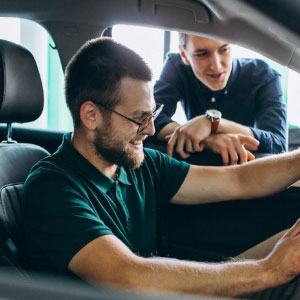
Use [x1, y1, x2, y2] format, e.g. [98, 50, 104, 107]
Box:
[178, 32, 188, 49]
[65, 37, 152, 128]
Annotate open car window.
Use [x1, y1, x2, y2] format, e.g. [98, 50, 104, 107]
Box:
[0, 17, 72, 131]
[0, 19, 299, 134]
[113, 24, 300, 132]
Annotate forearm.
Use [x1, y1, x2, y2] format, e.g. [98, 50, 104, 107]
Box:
[218, 118, 254, 137]
[172, 149, 300, 205]
[158, 118, 255, 141]
[70, 235, 274, 297]
[125, 256, 276, 297]
[70, 232, 298, 298]
[237, 149, 300, 199]
[156, 122, 180, 141]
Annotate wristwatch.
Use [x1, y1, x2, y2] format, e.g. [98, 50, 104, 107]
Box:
[205, 109, 222, 133]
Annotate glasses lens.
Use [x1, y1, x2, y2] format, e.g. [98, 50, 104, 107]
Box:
[137, 103, 164, 134]
[137, 117, 150, 134]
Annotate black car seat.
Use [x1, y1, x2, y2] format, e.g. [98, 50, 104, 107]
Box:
[0, 40, 50, 275]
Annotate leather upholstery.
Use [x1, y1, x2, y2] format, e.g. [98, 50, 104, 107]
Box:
[0, 183, 24, 250]
[0, 145, 49, 271]
[0, 40, 44, 123]
[0, 40, 49, 274]
[0, 143, 49, 186]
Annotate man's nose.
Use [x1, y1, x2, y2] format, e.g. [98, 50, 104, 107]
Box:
[143, 118, 155, 137]
[209, 53, 222, 71]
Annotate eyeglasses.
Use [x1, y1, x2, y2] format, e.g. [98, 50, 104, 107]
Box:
[96, 102, 164, 134]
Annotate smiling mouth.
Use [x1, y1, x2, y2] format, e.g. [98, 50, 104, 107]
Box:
[208, 72, 224, 79]
[129, 139, 145, 149]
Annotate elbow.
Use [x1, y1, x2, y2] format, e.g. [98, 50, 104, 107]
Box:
[68, 235, 151, 290]
[69, 252, 145, 290]
[272, 132, 288, 153]
[258, 137, 287, 154]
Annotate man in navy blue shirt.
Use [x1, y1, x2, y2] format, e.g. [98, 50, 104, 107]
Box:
[154, 34, 287, 165]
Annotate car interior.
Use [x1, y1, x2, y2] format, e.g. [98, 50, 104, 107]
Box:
[0, 39, 50, 276]
[0, 0, 300, 299]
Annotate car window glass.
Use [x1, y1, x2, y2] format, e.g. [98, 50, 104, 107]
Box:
[0, 17, 72, 132]
[113, 25, 300, 130]
[112, 25, 165, 84]
[169, 31, 300, 130]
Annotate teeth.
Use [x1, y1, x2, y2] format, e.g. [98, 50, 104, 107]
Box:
[130, 139, 145, 145]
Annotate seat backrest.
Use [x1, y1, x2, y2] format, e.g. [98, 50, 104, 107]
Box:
[0, 40, 49, 275]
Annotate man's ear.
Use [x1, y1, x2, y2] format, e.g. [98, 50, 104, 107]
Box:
[179, 45, 190, 65]
[79, 100, 100, 131]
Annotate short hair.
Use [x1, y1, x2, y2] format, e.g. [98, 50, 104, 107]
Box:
[65, 37, 152, 128]
[178, 32, 188, 49]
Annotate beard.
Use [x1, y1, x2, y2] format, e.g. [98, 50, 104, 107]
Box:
[93, 126, 145, 169]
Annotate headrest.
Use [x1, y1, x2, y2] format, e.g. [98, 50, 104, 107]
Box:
[0, 40, 44, 123]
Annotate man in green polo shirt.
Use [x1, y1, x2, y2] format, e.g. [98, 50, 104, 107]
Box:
[23, 37, 300, 299]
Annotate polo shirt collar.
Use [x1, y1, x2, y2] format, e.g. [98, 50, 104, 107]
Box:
[117, 167, 131, 185]
[58, 133, 132, 193]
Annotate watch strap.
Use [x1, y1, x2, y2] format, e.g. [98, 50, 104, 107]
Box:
[211, 119, 220, 133]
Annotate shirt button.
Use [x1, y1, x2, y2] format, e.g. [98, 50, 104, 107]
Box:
[211, 97, 216, 102]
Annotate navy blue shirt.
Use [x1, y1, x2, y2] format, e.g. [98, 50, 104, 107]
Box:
[154, 53, 287, 154]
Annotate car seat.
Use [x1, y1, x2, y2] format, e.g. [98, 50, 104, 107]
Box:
[0, 40, 49, 275]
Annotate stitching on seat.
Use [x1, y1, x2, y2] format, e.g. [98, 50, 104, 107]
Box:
[0, 183, 23, 226]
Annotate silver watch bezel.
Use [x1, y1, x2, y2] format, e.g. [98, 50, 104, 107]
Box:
[205, 109, 222, 121]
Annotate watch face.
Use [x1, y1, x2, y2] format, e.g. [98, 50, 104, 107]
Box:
[207, 109, 222, 119]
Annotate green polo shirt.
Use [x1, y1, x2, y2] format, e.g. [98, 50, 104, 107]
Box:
[23, 133, 190, 275]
